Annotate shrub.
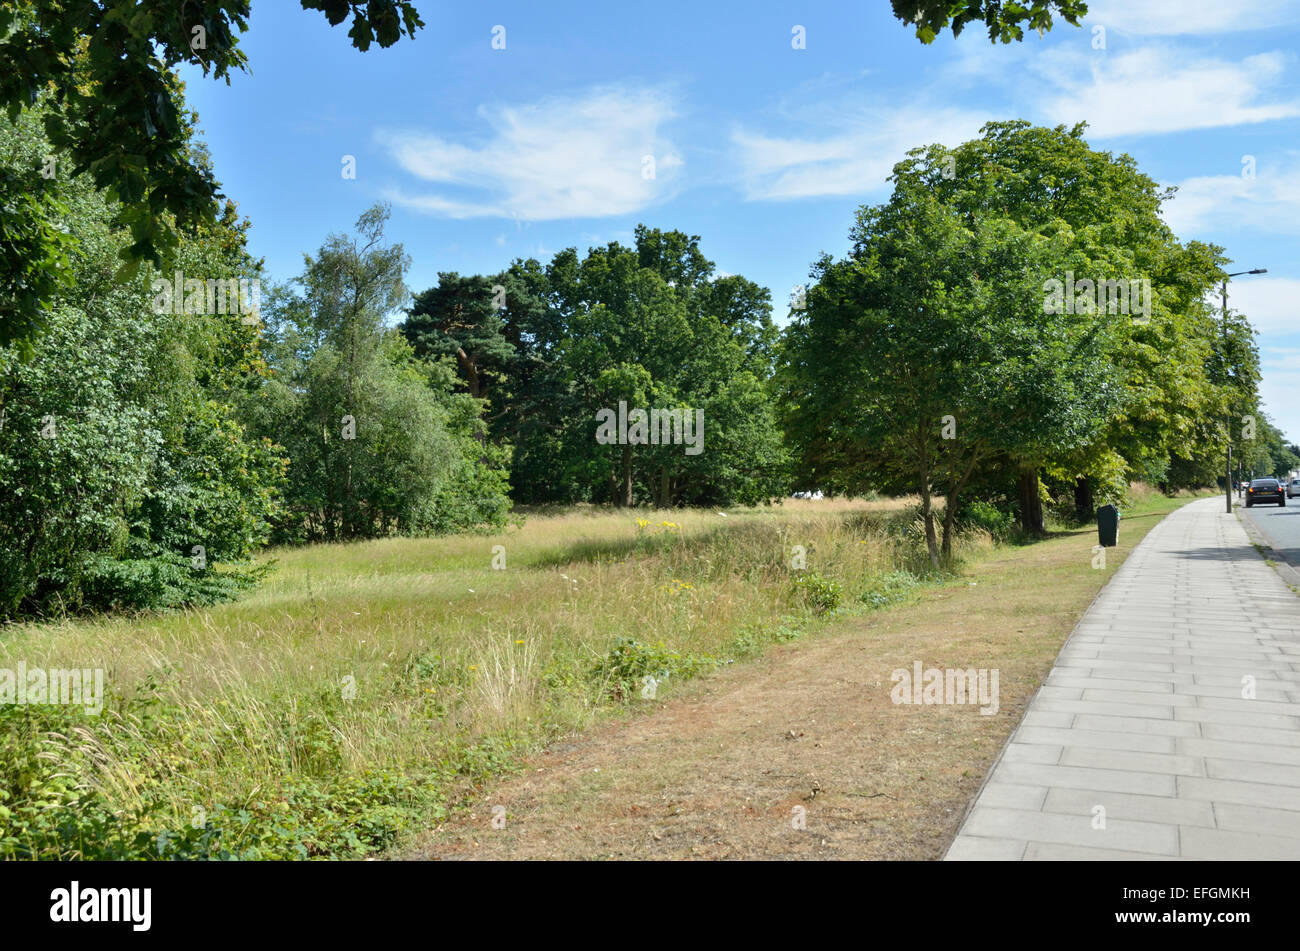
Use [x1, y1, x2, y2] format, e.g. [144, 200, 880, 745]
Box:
[792, 571, 843, 615]
[858, 569, 922, 608]
[958, 500, 1016, 540]
[589, 637, 714, 701]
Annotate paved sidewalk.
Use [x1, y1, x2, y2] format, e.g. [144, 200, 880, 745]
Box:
[946, 497, 1300, 860]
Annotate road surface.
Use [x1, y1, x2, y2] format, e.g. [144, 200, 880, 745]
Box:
[1239, 496, 1300, 570]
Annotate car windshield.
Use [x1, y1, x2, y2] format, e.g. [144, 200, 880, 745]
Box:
[1252, 480, 1278, 486]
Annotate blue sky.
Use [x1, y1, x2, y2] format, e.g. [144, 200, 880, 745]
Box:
[181, 0, 1300, 442]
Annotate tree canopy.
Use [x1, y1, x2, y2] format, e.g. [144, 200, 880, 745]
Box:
[892, 0, 1089, 43]
[402, 226, 791, 508]
[0, 0, 422, 347]
[781, 120, 1258, 556]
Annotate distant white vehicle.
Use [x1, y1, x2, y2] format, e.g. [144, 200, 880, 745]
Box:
[792, 490, 825, 500]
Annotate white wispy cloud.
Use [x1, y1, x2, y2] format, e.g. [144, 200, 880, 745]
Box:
[1162, 159, 1300, 238]
[1260, 345, 1300, 371]
[1228, 277, 1300, 335]
[1257, 340, 1300, 438]
[1083, 0, 1296, 36]
[731, 104, 991, 201]
[377, 86, 682, 220]
[1034, 48, 1300, 138]
[730, 38, 1299, 205]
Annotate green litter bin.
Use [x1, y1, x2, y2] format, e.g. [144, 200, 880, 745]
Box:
[1097, 503, 1119, 548]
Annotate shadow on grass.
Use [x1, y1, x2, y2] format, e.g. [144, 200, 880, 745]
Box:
[517, 494, 1208, 576]
[521, 506, 927, 573]
[527, 531, 664, 568]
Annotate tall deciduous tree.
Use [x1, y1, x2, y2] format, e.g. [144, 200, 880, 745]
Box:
[0, 0, 422, 346]
[0, 105, 284, 617]
[245, 205, 511, 541]
[893, 122, 1240, 529]
[781, 182, 1119, 564]
[785, 121, 1257, 543]
[422, 228, 789, 507]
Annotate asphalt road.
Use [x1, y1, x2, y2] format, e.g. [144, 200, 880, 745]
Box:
[1238, 491, 1300, 568]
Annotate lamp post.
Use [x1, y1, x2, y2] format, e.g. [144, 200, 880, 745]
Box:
[1221, 268, 1267, 513]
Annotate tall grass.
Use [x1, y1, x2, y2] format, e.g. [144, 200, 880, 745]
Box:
[0, 497, 986, 859]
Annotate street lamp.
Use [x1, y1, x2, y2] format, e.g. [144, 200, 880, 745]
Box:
[1222, 268, 1267, 513]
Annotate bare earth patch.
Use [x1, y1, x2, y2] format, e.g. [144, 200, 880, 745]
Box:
[407, 502, 1191, 860]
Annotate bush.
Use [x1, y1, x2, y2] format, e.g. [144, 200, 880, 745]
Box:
[589, 637, 714, 701]
[858, 569, 921, 609]
[792, 571, 843, 615]
[77, 548, 268, 614]
[958, 500, 1016, 540]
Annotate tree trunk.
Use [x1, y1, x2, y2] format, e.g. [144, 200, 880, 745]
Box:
[455, 347, 481, 399]
[941, 496, 957, 558]
[1017, 465, 1044, 534]
[1073, 477, 1094, 522]
[940, 448, 982, 559]
[657, 467, 671, 508]
[620, 445, 634, 507]
[919, 480, 940, 569]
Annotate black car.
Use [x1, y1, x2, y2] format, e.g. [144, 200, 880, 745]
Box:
[1245, 478, 1286, 507]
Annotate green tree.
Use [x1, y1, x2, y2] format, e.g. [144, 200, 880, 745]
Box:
[893, 0, 1089, 43]
[0, 105, 283, 617]
[417, 229, 789, 509]
[892, 122, 1236, 528]
[533, 228, 788, 507]
[1237, 414, 1297, 481]
[0, 0, 422, 346]
[246, 205, 510, 541]
[403, 273, 516, 401]
[781, 182, 1119, 564]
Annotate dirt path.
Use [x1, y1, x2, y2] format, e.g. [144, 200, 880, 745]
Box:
[406, 509, 1179, 860]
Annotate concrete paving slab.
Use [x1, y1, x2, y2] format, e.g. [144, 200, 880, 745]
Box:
[946, 497, 1300, 860]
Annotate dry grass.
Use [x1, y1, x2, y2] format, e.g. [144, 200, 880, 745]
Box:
[3, 490, 1206, 857]
[413, 490, 1214, 859]
[1, 496, 939, 848]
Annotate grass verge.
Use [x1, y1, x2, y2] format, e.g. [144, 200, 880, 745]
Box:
[409, 488, 1215, 859]
[0, 490, 1206, 859]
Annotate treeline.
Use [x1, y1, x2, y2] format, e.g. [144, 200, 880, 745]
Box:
[2, 98, 1295, 616]
[0, 94, 791, 617]
[0, 104, 512, 616]
[399, 226, 789, 508]
[782, 120, 1293, 564]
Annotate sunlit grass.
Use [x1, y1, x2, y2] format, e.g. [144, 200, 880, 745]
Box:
[3, 495, 958, 855]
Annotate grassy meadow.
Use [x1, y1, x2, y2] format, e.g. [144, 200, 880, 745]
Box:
[2, 496, 950, 858]
[0, 488, 1204, 859]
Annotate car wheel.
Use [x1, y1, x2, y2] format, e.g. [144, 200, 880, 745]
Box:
[1246, 500, 1252, 507]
